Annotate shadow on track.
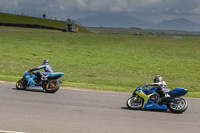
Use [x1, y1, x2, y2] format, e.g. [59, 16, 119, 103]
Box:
[121, 107, 173, 113]
[12, 87, 47, 93]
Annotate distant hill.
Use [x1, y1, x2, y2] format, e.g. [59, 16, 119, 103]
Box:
[75, 13, 200, 32]
[75, 13, 155, 28]
[155, 18, 200, 31]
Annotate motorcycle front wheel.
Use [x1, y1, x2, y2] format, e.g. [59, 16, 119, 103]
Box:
[16, 78, 27, 90]
[126, 96, 144, 110]
[168, 98, 188, 113]
[43, 80, 60, 93]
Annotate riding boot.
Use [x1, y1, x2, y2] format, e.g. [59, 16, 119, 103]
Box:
[41, 75, 48, 81]
[39, 72, 48, 81]
[158, 93, 170, 106]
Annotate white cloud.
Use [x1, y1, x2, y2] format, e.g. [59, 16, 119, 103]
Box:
[164, 8, 170, 11]
[110, 0, 128, 12]
[191, 7, 200, 14]
[175, 9, 185, 14]
[76, 0, 87, 8]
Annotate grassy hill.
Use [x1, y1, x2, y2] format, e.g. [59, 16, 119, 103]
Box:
[0, 12, 89, 32]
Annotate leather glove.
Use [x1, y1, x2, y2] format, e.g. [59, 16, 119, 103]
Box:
[28, 69, 34, 73]
[144, 84, 149, 87]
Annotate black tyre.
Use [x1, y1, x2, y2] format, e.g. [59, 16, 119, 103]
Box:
[16, 78, 27, 90]
[126, 96, 144, 110]
[168, 98, 188, 113]
[43, 80, 60, 93]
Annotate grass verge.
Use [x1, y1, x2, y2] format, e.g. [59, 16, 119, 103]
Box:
[0, 30, 199, 98]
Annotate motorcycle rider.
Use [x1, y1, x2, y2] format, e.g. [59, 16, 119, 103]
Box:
[146, 75, 170, 105]
[28, 60, 53, 80]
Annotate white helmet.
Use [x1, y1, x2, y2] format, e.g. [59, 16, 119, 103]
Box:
[154, 75, 162, 83]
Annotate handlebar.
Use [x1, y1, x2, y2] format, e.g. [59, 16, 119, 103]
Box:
[138, 84, 148, 89]
[31, 71, 36, 74]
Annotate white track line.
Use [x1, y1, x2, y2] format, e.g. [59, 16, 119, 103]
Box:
[0, 130, 27, 133]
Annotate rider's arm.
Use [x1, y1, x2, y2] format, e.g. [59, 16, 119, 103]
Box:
[147, 82, 163, 86]
[29, 65, 46, 72]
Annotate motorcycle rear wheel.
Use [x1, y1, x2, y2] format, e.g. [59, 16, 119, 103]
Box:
[168, 98, 188, 113]
[126, 96, 144, 110]
[43, 80, 60, 93]
[16, 78, 27, 90]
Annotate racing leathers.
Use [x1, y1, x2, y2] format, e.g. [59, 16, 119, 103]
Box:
[148, 81, 170, 96]
[147, 81, 170, 105]
[29, 64, 53, 80]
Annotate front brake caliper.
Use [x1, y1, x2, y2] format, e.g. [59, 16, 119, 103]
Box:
[133, 96, 138, 101]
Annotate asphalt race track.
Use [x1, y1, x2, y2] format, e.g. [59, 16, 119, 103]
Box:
[0, 81, 200, 133]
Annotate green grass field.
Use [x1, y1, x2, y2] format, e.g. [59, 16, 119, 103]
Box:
[0, 29, 199, 97]
[0, 12, 89, 32]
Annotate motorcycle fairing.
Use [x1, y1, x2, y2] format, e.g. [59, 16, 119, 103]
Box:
[168, 88, 188, 98]
[135, 89, 167, 110]
[48, 72, 64, 78]
[135, 89, 152, 108]
[24, 74, 37, 85]
[143, 99, 167, 110]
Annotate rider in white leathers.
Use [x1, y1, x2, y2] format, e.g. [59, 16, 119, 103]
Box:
[146, 75, 170, 105]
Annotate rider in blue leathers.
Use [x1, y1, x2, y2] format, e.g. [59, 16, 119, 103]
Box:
[28, 60, 53, 80]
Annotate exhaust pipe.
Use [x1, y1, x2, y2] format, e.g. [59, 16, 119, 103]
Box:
[59, 80, 63, 84]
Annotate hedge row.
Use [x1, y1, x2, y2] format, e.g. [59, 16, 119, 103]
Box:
[0, 22, 62, 30]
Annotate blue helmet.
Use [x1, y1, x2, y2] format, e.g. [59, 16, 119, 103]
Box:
[42, 60, 49, 65]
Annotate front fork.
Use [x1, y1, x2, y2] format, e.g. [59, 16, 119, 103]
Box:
[133, 95, 138, 101]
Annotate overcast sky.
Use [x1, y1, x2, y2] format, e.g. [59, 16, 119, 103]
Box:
[1, 0, 200, 24]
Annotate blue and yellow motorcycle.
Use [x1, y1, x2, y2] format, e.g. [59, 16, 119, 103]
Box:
[126, 84, 188, 113]
[16, 71, 64, 93]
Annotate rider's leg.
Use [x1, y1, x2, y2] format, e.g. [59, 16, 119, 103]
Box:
[158, 89, 170, 105]
[41, 72, 50, 80]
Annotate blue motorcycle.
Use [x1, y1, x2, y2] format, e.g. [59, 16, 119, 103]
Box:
[126, 84, 188, 113]
[16, 71, 64, 93]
